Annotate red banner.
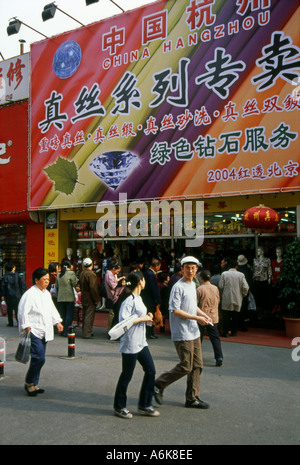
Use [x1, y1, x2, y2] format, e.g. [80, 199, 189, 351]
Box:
[0, 102, 29, 218]
[30, 0, 300, 209]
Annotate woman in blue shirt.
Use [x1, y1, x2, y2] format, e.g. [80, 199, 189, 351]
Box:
[113, 271, 160, 419]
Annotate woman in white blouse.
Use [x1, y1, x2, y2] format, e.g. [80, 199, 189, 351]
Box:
[18, 268, 63, 396]
[113, 271, 160, 419]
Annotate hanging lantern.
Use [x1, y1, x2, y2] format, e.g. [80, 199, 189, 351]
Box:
[242, 204, 280, 230]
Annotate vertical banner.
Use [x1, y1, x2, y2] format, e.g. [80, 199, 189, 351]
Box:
[0, 102, 29, 216]
[30, 0, 300, 210]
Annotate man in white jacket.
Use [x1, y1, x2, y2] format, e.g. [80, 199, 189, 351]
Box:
[219, 258, 249, 337]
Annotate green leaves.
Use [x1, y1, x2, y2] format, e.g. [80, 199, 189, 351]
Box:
[278, 238, 300, 317]
[44, 157, 79, 195]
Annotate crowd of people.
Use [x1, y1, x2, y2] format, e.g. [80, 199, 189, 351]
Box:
[0, 250, 253, 416]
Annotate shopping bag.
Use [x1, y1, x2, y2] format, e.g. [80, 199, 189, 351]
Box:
[50, 284, 57, 298]
[15, 333, 31, 364]
[154, 306, 163, 327]
[0, 300, 7, 316]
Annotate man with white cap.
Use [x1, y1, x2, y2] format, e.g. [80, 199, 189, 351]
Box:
[79, 257, 100, 339]
[154, 256, 212, 409]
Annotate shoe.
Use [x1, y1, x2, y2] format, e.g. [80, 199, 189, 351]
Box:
[138, 406, 160, 417]
[185, 398, 210, 409]
[24, 384, 37, 397]
[216, 359, 223, 367]
[34, 386, 45, 394]
[154, 385, 164, 405]
[149, 335, 158, 339]
[114, 408, 133, 419]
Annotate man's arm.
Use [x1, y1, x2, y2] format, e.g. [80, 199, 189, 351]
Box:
[173, 309, 212, 326]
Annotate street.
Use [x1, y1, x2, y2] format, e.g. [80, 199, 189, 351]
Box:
[0, 318, 299, 447]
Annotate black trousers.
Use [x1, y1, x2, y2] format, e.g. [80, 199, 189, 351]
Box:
[221, 310, 239, 336]
[199, 324, 223, 361]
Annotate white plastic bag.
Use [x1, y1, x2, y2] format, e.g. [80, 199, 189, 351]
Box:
[108, 315, 138, 340]
[50, 284, 57, 298]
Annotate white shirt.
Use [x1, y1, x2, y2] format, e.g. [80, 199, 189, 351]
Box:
[119, 294, 148, 354]
[18, 285, 62, 342]
[169, 278, 200, 342]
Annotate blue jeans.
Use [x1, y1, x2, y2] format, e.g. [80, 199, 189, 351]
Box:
[114, 346, 156, 410]
[25, 333, 47, 386]
[58, 301, 74, 336]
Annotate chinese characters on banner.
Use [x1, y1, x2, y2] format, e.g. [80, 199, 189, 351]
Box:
[30, 0, 300, 209]
[0, 54, 29, 105]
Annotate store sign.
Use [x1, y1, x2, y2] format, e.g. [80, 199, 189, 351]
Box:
[0, 102, 28, 215]
[30, 0, 300, 210]
[0, 54, 29, 105]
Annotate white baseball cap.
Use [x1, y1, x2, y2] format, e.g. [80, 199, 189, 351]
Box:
[180, 256, 201, 266]
[83, 257, 93, 267]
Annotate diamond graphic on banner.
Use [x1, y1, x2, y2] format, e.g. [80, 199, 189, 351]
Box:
[53, 41, 81, 79]
[90, 151, 140, 190]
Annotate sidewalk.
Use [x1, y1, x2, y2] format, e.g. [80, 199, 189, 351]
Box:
[92, 310, 293, 349]
[0, 316, 298, 446]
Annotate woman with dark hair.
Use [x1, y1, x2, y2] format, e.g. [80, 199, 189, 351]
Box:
[56, 260, 77, 336]
[113, 271, 160, 419]
[18, 268, 63, 396]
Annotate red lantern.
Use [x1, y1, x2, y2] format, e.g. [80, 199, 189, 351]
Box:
[242, 205, 280, 230]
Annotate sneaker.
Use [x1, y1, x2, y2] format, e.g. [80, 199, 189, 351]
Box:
[114, 408, 133, 419]
[154, 385, 164, 405]
[185, 398, 210, 409]
[138, 406, 160, 417]
[216, 359, 223, 367]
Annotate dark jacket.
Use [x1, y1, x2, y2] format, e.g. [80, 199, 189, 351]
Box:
[79, 269, 100, 306]
[0, 272, 27, 301]
[141, 268, 161, 313]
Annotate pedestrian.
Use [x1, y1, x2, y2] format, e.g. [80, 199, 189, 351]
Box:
[141, 258, 161, 339]
[158, 272, 170, 332]
[79, 257, 100, 339]
[196, 270, 223, 366]
[219, 258, 249, 337]
[105, 260, 125, 333]
[113, 271, 160, 419]
[18, 268, 63, 396]
[0, 262, 27, 327]
[154, 256, 212, 409]
[237, 254, 253, 331]
[47, 262, 61, 308]
[56, 260, 77, 336]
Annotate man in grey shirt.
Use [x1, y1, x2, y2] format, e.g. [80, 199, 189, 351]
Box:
[154, 257, 212, 409]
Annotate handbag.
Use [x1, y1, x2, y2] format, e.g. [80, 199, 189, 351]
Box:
[108, 315, 138, 340]
[248, 292, 256, 311]
[15, 333, 31, 364]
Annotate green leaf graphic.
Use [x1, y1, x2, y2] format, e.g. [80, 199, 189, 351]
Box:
[44, 157, 79, 195]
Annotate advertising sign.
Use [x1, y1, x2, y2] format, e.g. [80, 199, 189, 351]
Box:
[0, 54, 29, 105]
[0, 101, 29, 216]
[30, 0, 300, 210]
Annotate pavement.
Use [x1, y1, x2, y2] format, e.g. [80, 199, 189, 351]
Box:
[0, 316, 299, 448]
